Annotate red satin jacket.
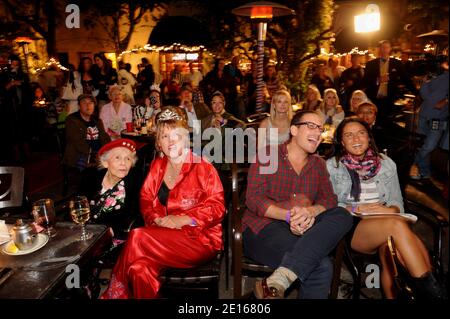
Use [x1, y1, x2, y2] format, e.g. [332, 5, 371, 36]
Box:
[140, 151, 225, 251]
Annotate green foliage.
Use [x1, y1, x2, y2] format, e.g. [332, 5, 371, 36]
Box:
[80, 0, 167, 54]
[407, 0, 448, 29]
[276, 0, 335, 97]
[189, 0, 334, 98]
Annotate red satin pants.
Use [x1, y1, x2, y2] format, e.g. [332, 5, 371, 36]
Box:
[101, 226, 217, 299]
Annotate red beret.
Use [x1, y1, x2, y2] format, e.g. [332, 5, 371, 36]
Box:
[98, 138, 137, 157]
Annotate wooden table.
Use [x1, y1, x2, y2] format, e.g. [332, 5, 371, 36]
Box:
[0, 222, 111, 298]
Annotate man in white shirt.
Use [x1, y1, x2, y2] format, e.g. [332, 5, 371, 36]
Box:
[178, 84, 210, 134]
[118, 63, 137, 105]
[186, 62, 203, 88]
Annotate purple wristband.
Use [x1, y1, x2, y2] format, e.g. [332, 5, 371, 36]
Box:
[190, 218, 197, 226]
[285, 210, 291, 224]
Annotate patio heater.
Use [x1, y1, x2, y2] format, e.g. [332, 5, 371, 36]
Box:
[14, 37, 33, 73]
[232, 1, 294, 113]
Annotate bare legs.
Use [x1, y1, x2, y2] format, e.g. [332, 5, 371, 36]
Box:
[351, 217, 431, 298]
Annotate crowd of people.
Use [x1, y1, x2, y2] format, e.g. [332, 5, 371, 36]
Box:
[0, 39, 448, 300]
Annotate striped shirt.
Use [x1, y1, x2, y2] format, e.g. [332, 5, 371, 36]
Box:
[347, 180, 380, 204]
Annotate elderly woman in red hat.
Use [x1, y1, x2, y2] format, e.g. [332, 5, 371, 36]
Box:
[101, 106, 225, 299]
[78, 138, 143, 242]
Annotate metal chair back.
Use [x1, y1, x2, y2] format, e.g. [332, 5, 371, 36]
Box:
[0, 166, 25, 209]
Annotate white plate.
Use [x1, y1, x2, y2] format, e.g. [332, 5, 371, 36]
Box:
[1, 233, 49, 256]
[0, 235, 10, 246]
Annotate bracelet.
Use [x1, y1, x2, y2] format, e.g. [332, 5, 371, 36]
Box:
[285, 210, 291, 224]
[190, 218, 197, 227]
[351, 204, 357, 213]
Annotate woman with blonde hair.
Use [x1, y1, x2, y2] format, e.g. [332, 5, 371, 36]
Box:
[102, 106, 225, 299]
[301, 85, 322, 111]
[100, 85, 132, 140]
[317, 88, 345, 128]
[349, 90, 370, 114]
[259, 89, 294, 147]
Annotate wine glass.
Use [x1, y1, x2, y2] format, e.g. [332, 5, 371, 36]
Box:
[32, 198, 57, 237]
[69, 196, 93, 241]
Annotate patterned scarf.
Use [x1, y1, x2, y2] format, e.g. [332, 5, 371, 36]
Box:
[340, 148, 381, 202]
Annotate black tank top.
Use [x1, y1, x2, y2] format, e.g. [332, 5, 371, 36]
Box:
[157, 181, 170, 207]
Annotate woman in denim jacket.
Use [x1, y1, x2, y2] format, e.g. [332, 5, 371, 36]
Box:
[326, 118, 445, 299]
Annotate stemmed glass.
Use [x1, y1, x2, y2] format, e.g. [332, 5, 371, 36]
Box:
[69, 196, 93, 241]
[32, 198, 57, 237]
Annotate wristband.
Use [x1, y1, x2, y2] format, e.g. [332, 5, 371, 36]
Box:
[351, 204, 357, 214]
[190, 218, 197, 227]
[285, 210, 291, 224]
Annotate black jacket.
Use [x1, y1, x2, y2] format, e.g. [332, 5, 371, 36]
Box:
[362, 58, 416, 101]
[78, 166, 144, 238]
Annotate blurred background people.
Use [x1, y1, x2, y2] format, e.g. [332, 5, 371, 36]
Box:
[301, 85, 322, 111]
[92, 53, 118, 111]
[339, 53, 364, 112]
[63, 94, 110, 189]
[62, 64, 83, 114]
[0, 54, 32, 162]
[118, 61, 137, 105]
[100, 86, 132, 140]
[259, 90, 294, 148]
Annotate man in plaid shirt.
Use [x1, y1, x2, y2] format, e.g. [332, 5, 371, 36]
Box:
[243, 110, 353, 299]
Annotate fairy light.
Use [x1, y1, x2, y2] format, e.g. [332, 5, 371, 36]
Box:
[118, 43, 207, 60]
[309, 47, 376, 61]
[33, 57, 69, 73]
[424, 44, 434, 52]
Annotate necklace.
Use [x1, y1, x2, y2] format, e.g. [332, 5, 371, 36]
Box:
[166, 162, 182, 183]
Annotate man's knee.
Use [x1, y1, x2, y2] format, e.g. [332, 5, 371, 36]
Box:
[317, 257, 333, 280]
[322, 207, 354, 231]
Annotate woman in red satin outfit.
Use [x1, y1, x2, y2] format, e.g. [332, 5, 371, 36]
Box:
[102, 106, 225, 299]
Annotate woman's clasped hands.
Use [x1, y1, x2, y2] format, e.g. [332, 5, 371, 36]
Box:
[154, 215, 193, 229]
[289, 206, 315, 236]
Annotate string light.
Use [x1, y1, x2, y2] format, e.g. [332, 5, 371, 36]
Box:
[312, 47, 376, 60]
[424, 44, 434, 52]
[33, 57, 69, 74]
[118, 43, 210, 60]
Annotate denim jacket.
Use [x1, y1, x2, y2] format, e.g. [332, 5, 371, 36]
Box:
[326, 155, 404, 213]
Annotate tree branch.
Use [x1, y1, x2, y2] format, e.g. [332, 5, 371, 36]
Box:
[2, 0, 48, 37]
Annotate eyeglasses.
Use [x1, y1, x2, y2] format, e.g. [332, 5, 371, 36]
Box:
[295, 121, 325, 133]
[342, 130, 368, 140]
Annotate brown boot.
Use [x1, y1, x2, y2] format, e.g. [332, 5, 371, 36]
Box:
[254, 278, 284, 299]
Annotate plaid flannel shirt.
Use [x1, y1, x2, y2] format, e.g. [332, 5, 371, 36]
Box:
[243, 143, 338, 235]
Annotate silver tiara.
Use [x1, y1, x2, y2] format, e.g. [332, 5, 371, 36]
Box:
[158, 109, 182, 122]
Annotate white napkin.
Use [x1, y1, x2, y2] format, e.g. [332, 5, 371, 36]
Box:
[0, 220, 11, 244]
